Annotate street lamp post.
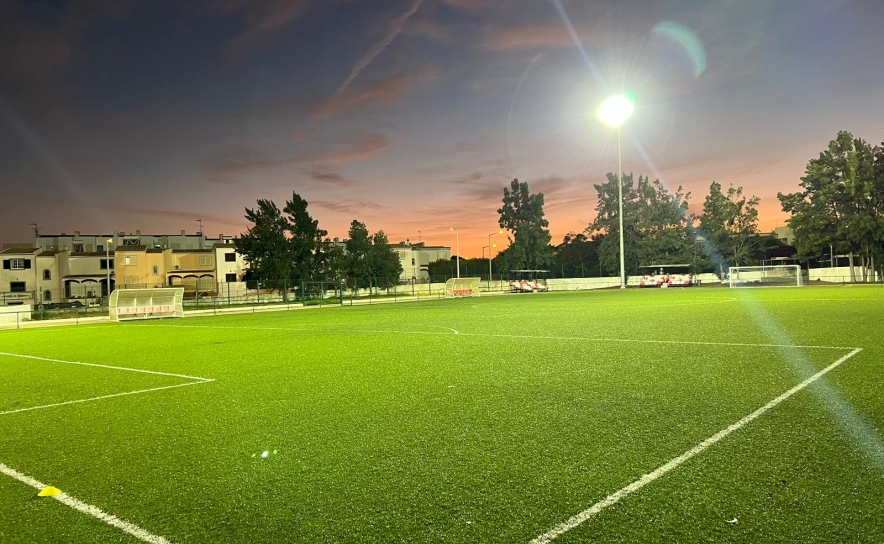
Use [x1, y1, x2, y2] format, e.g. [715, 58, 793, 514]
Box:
[450, 227, 460, 278]
[482, 243, 498, 290]
[597, 94, 635, 289]
[487, 229, 503, 291]
[106, 238, 113, 302]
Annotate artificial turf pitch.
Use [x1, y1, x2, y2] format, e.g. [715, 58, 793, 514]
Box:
[1, 286, 883, 543]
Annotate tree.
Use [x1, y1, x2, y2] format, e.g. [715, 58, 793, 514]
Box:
[283, 193, 328, 284]
[345, 220, 372, 282]
[699, 181, 761, 268]
[554, 232, 601, 277]
[235, 199, 291, 293]
[588, 173, 693, 276]
[366, 230, 403, 287]
[497, 179, 554, 270]
[236, 193, 327, 299]
[779, 131, 881, 281]
[344, 221, 403, 290]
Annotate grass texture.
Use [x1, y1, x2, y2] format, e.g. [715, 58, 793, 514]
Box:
[1, 285, 883, 543]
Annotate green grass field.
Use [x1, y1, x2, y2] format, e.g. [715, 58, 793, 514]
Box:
[2, 286, 883, 543]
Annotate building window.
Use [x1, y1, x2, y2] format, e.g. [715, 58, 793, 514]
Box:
[411, 258, 415, 266]
[225, 253, 236, 262]
[123, 255, 136, 266]
[10, 259, 25, 270]
[73, 243, 84, 252]
[43, 290, 52, 301]
[43, 269, 51, 280]
[225, 273, 237, 282]
[10, 281, 26, 293]
[152, 265, 159, 276]
[100, 259, 114, 270]
[199, 255, 212, 266]
[97, 245, 103, 252]
[125, 276, 139, 285]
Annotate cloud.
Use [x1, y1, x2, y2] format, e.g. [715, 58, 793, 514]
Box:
[437, 0, 497, 8]
[202, 149, 287, 183]
[482, 23, 591, 51]
[301, 167, 354, 185]
[313, 200, 384, 214]
[0, 0, 140, 78]
[309, 74, 417, 121]
[336, 0, 424, 95]
[403, 19, 466, 45]
[112, 205, 237, 226]
[224, 0, 309, 53]
[296, 133, 391, 165]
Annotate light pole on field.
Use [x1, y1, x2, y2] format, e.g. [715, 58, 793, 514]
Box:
[105, 238, 113, 302]
[450, 227, 460, 278]
[597, 93, 635, 289]
[487, 229, 503, 290]
[482, 243, 497, 291]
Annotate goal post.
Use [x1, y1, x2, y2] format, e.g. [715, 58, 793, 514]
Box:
[444, 278, 481, 298]
[109, 287, 185, 321]
[728, 265, 803, 288]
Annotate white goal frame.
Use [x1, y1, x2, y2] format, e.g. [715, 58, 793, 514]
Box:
[444, 278, 481, 298]
[109, 287, 185, 321]
[728, 265, 803, 288]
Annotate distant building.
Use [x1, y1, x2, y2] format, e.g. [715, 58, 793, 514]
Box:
[773, 226, 795, 245]
[392, 241, 451, 281]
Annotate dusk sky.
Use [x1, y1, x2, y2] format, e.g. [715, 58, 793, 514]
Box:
[1, 0, 883, 255]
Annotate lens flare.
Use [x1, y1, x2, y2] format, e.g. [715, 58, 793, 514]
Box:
[652, 21, 707, 78]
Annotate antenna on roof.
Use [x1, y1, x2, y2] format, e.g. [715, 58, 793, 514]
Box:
[28, 222, 39, 240]
[196, 219, 203, 234]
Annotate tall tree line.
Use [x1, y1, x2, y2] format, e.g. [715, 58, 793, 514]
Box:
[235, 192, 402, 296]
[779, 130, 884, 281]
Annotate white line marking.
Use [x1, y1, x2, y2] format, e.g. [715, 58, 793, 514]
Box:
[0, 351, 212, 381]
[125, 324, 853, 350]
[529, 347, 863, 544]
[0, 380, 214, 416]
[0, 462, 174, 544]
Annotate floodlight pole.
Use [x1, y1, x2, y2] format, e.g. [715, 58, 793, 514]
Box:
[106, 238, 113, 301]
[450, 227, 460, 278]
[488, 230, 502, 291]
[617, 126, 626, 289]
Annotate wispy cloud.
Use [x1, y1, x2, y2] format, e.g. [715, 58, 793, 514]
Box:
[336, 0, 423, 96]
[296, 133, 390, 165]
[226, 0, 308, 53]
[309, 75, 417, 120]
[313, 200, 384, 214]
[301, 167, 354, 185]
[202, 148, 287, 183]
[482, 23, 591, 51]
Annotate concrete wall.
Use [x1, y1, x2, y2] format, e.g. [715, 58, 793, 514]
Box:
[809, 266, 880, 283]
[0, 304, 31, 324]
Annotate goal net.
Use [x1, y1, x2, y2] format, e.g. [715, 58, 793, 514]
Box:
[728, 265, 803, 288]
[109, 288, 185, 321]
[444, 278, 481, 298]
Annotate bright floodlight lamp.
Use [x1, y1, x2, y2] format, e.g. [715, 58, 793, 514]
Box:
[597, 93, 635, 289]
[596, 94, 634, 127]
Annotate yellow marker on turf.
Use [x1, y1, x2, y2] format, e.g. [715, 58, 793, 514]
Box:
[38, 486, 61, 497]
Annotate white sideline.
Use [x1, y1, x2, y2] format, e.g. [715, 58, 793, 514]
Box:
[0, 351, 212, 381]
[0, 352, 214, 416]
[0, 381, 213, 416]
[127, 324, 854, 351]
[529, 347, 863, 544]
[0, 462, 173, 544]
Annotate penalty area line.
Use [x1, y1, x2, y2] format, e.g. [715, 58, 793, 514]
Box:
[0, 462, 174, 544]
[529, 347, 863, 544]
